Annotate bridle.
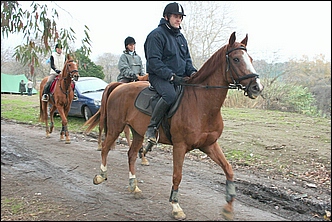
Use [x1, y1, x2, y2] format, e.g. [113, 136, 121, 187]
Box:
[225, 46, 259, 94]
[59, 60, 79, 96]
[65, 60, 79, 80]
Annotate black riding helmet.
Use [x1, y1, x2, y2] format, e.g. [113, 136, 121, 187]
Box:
[163, 2, 186, 17]
[124, 36, 136, 48]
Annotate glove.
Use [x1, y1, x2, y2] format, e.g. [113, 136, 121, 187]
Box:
[131, 74, 138, 81]
[55, 69, 61, 74]
[170, 74, 187, 84]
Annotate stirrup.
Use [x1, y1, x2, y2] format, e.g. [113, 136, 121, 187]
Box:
[146, 127, 159, 145]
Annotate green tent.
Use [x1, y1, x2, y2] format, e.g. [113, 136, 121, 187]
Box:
[1, 73, 38, 94]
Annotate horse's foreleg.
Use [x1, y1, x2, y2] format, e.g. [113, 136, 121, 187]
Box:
[200, 143, 235, 220]
[169, 146, 186, 220]
[57, 108, 70, 143]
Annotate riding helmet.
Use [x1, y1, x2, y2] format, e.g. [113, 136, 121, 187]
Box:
[163, 2, 186, 17]
[124, 36, 136, 48]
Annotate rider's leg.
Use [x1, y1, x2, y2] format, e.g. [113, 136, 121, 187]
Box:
[42, 74, 56, 101]
[145, 97, 170, 145]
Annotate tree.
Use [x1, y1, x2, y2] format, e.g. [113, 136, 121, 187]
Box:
[181, 1, 234, 69]
[75, 48, 104, 80]
[95, 53, 121, 82]
[1, 1, 92, 77]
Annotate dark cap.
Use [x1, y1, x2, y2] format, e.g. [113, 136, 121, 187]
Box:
[55, 43, 62, 50]
[163, 2, 185, 17]
[124, 36, 136, 48]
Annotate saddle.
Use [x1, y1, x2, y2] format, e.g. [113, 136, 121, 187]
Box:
[49, 76, 75, 94]
[134, 85, 184, 143]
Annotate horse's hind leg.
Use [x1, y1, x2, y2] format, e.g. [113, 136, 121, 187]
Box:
[200, 143, 235, 220]
[127, 130, 144, 199]
[41, 101, 51, 138]
[57, 108, 71, 144]
[93, 129, 121, 185]
[49, 105, 57, 134]
[140, 143, 152, 166]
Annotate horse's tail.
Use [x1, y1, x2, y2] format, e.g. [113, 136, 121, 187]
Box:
[100, 82, 123, 134]
[84, 109, 101, 133]
[83, 82, 123, 134]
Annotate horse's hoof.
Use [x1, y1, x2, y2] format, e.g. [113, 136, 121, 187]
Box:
[172, 211, 186, 220]
[128, 186, 142, 199]
[65, 140, 71, 144]
[93, 174, 105, 185]
[141, 159, 150, 166]
[96, 147, 101, 151]
[133, 186, 142, 199]
[221, 207, 234, 221]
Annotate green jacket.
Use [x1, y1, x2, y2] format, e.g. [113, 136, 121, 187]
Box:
[117, 50, 145, 82]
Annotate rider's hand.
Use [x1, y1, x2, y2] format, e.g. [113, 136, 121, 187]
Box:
[170, 74, 186, 84]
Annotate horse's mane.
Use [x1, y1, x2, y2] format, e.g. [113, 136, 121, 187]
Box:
[189, 45, 227, 83]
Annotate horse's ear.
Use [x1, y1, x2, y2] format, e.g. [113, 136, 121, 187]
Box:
[229, 32, 236, 46]
[241, 34, 248, 46]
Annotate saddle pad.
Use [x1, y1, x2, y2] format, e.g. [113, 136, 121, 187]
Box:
[134, 87, 159, 116]
[134, 85, 184, 117]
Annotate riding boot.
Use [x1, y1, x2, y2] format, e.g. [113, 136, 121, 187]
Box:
[42, 81, 51, 101]
[145, 98, 170, 145]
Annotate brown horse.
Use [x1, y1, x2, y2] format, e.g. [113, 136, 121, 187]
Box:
[84, 32, 264, 220]
[39, 54, 79, 144]
[93, 75, 150, 166]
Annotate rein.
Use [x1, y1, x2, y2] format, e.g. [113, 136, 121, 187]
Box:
[181, 47, 259, 91]
[59, 60, 78, 97]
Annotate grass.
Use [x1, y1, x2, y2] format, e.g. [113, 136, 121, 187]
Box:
[1, 94, 98, 134]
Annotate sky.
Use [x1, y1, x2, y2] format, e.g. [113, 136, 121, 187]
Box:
[3, 1, 331, 64]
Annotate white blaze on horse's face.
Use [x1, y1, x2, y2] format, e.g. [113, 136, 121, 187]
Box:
[242, 52, 256, 74]
[242, 52, 264, 90]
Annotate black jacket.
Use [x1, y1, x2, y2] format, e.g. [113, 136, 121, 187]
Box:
[144, 18, 196, 81]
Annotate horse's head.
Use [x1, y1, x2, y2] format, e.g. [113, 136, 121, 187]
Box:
[65, 59, 80, 81]
[225, 32, 264, 99]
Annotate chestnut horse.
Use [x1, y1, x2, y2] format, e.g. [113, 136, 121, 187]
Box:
[39, 54, 79, 144]
[84, 32, 264, 220]
[93, 74, 150, 166]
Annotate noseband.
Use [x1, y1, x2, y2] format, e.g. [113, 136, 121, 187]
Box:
[226, 47, 259, 93]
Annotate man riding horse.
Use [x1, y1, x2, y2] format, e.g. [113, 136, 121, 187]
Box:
[144, 2, 197, 146]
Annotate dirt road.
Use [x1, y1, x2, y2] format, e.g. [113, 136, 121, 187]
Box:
[1, 118, 330, 221]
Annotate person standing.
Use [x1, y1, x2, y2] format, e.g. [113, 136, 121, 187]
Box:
[41, 43, 65, 101]
[143, 2, 197, 145]
[19, 79, 26, 96]
[117, 36, 146, 83]
[27, 78, 33, 96]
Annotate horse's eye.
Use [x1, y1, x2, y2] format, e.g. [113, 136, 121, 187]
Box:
[233, 58, 239, 62]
